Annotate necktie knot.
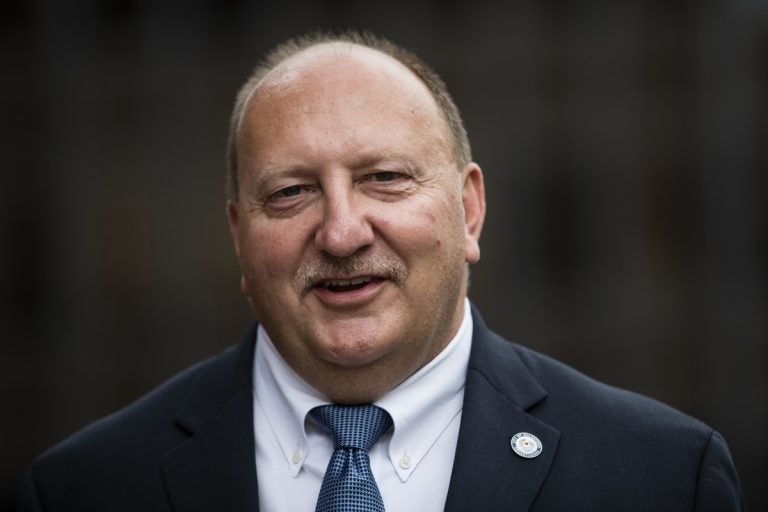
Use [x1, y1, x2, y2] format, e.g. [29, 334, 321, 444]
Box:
[311, 404, 392, 451]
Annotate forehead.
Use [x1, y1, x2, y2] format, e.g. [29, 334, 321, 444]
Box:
[232, 45, 458, 182]
[237, 45, 449, 152]
[255, 43, 437, 111]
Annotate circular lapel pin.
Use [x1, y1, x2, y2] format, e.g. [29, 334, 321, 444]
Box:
[510, 432, 543, 459]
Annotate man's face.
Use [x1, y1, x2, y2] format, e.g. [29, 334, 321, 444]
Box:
[228, 46, 485, 402]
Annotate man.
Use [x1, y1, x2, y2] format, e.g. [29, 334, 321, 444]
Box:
[19, 31, 743, 511]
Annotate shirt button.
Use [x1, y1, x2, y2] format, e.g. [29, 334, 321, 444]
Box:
[291, 450, 303, 464]
[398, 455, 412, 469]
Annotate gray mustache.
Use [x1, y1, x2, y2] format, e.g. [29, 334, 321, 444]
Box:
[293, 252, 408, 292]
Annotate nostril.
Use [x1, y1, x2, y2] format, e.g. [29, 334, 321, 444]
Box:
[315, 213, 374, 258]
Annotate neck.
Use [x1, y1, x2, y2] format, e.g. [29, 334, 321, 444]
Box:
[286, 335, 453, 404]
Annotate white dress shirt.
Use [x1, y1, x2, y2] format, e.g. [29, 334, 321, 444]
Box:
[253, 298, 473, 512]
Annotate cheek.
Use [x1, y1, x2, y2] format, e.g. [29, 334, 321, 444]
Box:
[240, 224, 297, 277]
[379, 201, 454, 257]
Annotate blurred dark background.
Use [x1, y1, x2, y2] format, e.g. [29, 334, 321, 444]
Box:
[1, 0, 766, 509]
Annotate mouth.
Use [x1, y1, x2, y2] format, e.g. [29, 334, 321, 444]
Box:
[294, 253, 408, 305]
[316, 276, 383, 293]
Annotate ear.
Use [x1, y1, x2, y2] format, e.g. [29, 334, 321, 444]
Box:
[226, 200, 249, 294]
[461, 163, 486, 264]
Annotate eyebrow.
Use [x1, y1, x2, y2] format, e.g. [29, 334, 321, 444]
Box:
[248, 165, 315, 193]
[346, 152, 420, 173]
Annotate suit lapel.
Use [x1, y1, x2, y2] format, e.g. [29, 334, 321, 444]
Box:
[161, 325, 260, 512]
[444, 306, 560, 512]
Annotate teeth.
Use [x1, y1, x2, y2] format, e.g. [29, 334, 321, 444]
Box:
[322, 276, 373, 288]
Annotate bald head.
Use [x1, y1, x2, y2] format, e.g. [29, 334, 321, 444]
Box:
[236, 44, 456, 193]
[226, 31, 471, 200]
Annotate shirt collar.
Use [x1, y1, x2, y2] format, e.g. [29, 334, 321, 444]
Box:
[253, 298, 473, 481]
[253, 324, 326, 477]
[375, 298, 473, 481]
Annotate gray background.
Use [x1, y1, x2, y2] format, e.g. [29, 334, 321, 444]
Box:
[2, 0, 766, 509]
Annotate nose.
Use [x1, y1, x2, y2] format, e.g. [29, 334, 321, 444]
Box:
[314, 184, 374, 258]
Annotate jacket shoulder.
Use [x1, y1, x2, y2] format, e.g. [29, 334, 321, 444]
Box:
[21, 335, 252, 508]
[513, 342, 743, 510]
[466, 321, 743, 510]
[511, 341, 709, 435]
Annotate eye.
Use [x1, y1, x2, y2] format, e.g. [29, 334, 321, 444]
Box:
[265, 184, 311, 208]
[275, 185, 303, 198]
[371, 171, 398, 182]
[360, 169, 413, 200]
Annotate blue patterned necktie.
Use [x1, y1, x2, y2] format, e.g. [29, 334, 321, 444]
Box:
[310, 404, 393, 512]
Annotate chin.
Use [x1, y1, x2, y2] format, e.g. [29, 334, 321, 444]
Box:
[319, 338, 392, 368]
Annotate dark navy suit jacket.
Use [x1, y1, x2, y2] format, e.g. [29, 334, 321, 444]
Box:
[19, 307, 744, 511]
